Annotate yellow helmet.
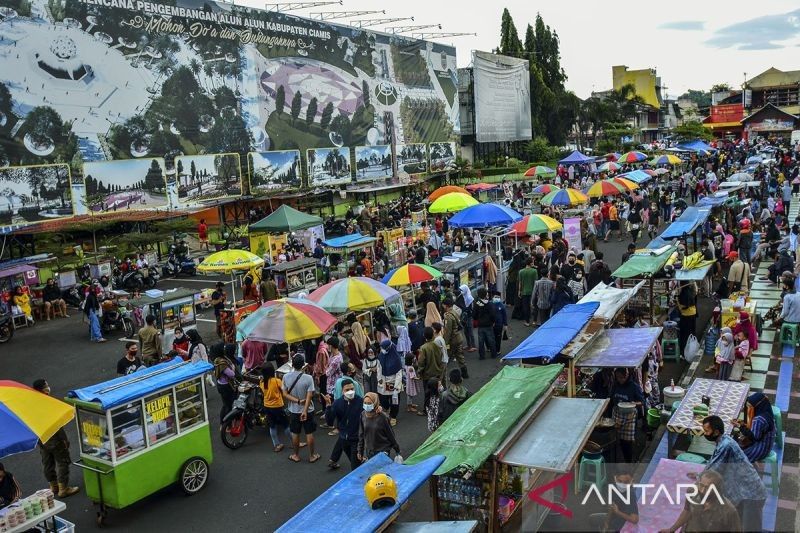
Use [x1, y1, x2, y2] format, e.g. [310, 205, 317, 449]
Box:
[364, 472, 398, 509]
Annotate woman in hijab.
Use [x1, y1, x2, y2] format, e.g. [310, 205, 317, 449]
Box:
[424, 301, 442, 328]
[387, 299, 407, 335]
[456, 284, 476, 352]
[186, 329, 208, 363]
[0, 462, 22, 510]
[715, 328, 735, 381]
[733, 392, 776, 463]
[348, 321, 369, 367]
[485, 255, 498, 294]
[376, 339, 404, 426]
[357, 392, 400, 462]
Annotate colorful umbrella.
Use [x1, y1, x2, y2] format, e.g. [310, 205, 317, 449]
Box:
[448, 203, 522, 228]
[510, 214, 562, 236]
[603, 152, 621, 162]
[236, 298, 337, 343]
[465, 182, 500, 192]
[523, 165, 556, 178]
[382, 264, 443, 287]
[307, 277, 400, 314]
[586, 179, 626, 198]
[540, 188, 588, 206]
[598, 161, 622, 173]
[428, 192, 479, 213]
[197, 249, 264, 273]
[531, 184, 560, 195]
[618, 151, 647, 163]
[653, 168, 670, 175]
[650, 154, 682, 166]
[610, 177, 639, 190]
[1, 380, 75, 458]
[728, 172, 753, 182]
[643, 169, 657, 177]
[428, 185, 470, 202]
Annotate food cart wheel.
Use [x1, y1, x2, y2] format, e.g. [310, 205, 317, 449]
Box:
[179, 457, 209, 495]
[96, 506, 108, 527]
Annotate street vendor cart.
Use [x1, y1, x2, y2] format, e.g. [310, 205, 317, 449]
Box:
[267, 257, 319, 298]
[127, 288, 200, 352]
[437, 252, 486, 292]
[66, 358, 214, 526]
[323, 233, 377, 279]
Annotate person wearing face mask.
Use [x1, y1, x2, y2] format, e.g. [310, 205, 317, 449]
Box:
[659, 469, 740, 533]
[490, 291, 508, 356]
[559, 251, 579, 281]
[699, 415, 767, 531]
[610, 368, 644, 463]
[361, 346, 379, 393]
[358, 392, 400, 463]
[31, 380, 80, 498]
[589, 467, 639, 531]
[117, 342, 143, 375]
[327, 380, 363, 470]
[376, 339, 404, 426]
[171, 327, 190, 360]
[567, 268, 587, 301]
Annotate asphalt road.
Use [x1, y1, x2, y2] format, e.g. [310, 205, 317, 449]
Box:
[1, 238, 637, 531]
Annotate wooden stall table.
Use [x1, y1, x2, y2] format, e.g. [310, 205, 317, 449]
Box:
[666, 378, 749, 457]
[720, 298, 757, 329]
[621, 458, 704, 533]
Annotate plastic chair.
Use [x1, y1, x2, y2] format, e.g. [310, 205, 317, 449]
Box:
[577, 455, 606, 492]
[779, 322, 800, 346]
[11, 312, 28, 329]
[661, 339, 681, 362]
[762, 451, 780, 496]
[772, 405, 783, 449]
[675, 453, 707, 464]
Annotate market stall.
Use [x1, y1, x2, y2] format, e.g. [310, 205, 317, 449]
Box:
[612, 244, 677, 321]
[277, 453, 446, 533]
[406, 365, 571, 531]
[127, 288, 200, 352]
[249, 205, 324, 263]
[720, 297, 758, 329]
[578, 281, 646, 324]
[323, 233, 377, 279]
[66, 358, 214, 525]
[437, 252, 487, 292]
[267, 257, 319, 299]
[666, 378, 750, 457]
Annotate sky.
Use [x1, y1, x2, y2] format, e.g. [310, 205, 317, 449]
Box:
[237, 0, 800, 99]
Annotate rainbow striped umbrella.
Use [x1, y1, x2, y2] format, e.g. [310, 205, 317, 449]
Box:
[643, 169, 657, 177]
[428, 192, 479, 213]
[540, 188, 588, 206]
[604, 152, 621, 161]
[598, 161, 622, 173]
[618, 151, 647, 163]
[587, 179, 626, 198]
[382, 264, 442, 287]
[1, 380, 75, 458]
[532, 184, 560, 195]
[236, 298, 337, 343]
[465, 182, 500, 192]
[428, 185, 470, 202]
[650, 154, 682, 166]
[510, 214, 562, 236]
[307, 277, 400, 314]
[610, 177, 639, 191]
[524, 165, 556, 178]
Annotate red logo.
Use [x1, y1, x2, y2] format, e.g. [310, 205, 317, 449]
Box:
[527, 472, 573, 518]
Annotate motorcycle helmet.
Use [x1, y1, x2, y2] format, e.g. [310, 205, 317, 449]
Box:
[740, 218, 751, 229]
[364, 473, 398, 509]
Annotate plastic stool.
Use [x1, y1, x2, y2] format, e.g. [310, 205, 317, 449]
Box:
[577, 455, 607, 492]
[662, 339, 681, 362]
[780, 323, 800, 346]
[772, 405, 783, 448]
[762, 451, 780, 496]
[676, 453, 707, 464]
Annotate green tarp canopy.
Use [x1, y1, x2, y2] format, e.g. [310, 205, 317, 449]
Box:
[249, 205, 323, 233]
[612, 244, 677, 279]
[405, 365, 563, 475]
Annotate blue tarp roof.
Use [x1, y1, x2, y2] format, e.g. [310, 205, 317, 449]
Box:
[68, 358, 213, 409]
[559, 150, 594, 164]
[277, 453, 445, 533]
[322, 233, 376, 249]
[448, 203, 522, 228]
[646, 237, 671, 249]
[677, 140, 716, 153]
[618, 169, 652, 183]
[659, 207, 711, 239]
[503, 302, 599, 361]
[696, 194, 729, 208]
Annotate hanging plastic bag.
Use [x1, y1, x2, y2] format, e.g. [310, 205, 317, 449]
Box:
[394, 454, 404, 464]
[684, 335, 700, 362]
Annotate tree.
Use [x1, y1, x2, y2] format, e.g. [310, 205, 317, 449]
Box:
[320, 102, 334, 129]
[710, 83, 732, 93]
[290, 90, 302, 122]
[329, 114, 352, 145]
[498, 8, 523, 57]
[25, 106, 63, 146]
[0, 82, 12, 110]
[144, 159, 164, 191]
[213, 86, 237, 110]
[361, 80, 371, 108]
[678, 89, 711, 109]
[275, 85, 285, 114]
[523, 24, 536, 58]
[206, 113, 253, 154]
[673, 120, 713, 142]
[305, 97, 318, 126]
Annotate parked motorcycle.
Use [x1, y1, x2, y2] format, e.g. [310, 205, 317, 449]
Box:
[220, 377, 265, 450]
[100, 301, 134, 337]
[162, 245, 197, 277]
[139, 266, 160, 288]
[0, 313, 13, 343]
[112, 263, 144, 291]
[62, 284, 85, 308]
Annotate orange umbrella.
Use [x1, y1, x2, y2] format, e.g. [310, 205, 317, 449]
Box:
[428, 185, 470, 202]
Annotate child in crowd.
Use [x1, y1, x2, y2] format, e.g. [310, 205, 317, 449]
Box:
[424, 378, 441, 433]
[730, 330, 750, 382]
[715, 328, 735, 381]
[404, 353, 420, 413]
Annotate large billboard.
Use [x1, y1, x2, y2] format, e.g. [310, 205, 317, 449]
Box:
[0, 164, 73, 226]
[472, 51, 531, 143]
[0, 0, 459, 221]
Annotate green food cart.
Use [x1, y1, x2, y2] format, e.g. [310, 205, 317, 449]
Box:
[66, 358, 214, 526]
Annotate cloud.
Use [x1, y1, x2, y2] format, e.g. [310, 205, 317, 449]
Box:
[659, 20, 705, 31]
[707, 9, 800, 50]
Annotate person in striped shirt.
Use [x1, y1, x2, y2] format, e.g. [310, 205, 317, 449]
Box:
[733, 392, 776, 463]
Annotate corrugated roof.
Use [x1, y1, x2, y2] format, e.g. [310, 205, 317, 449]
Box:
[746, 67, 800, 89]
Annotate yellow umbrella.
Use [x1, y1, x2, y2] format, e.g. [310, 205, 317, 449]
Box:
[428, 192, 479, 213]
[198, 249, 265, 308]
[428, 185, 470, 202]
[610, 177, 639, 191]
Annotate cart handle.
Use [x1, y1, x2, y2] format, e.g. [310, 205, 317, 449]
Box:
[73, 459, 114, 475]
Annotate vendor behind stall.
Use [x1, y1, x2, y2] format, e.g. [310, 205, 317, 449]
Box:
[0, 463, 22, 510]
[610, 368, 645, 463]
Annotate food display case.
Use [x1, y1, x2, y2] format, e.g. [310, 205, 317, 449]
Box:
[127, 288, 200, 351]
[436, 252, 486, 292]
[267, 257, 319, 298]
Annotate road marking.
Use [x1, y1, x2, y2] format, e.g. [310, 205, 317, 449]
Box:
[118, 337, 138, 343]
[197, 318, 217, 323]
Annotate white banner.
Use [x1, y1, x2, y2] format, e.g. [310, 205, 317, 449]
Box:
[472, 51, 532, 143]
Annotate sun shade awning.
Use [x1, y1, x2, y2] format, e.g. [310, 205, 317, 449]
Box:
[502, 303, 599, 361]
[578, 281, 646, 322]
[612, 245, 677, 279]
[575, 327, 662, 368]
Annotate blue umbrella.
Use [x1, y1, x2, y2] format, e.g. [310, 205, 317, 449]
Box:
[448, 203, 522, 228]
